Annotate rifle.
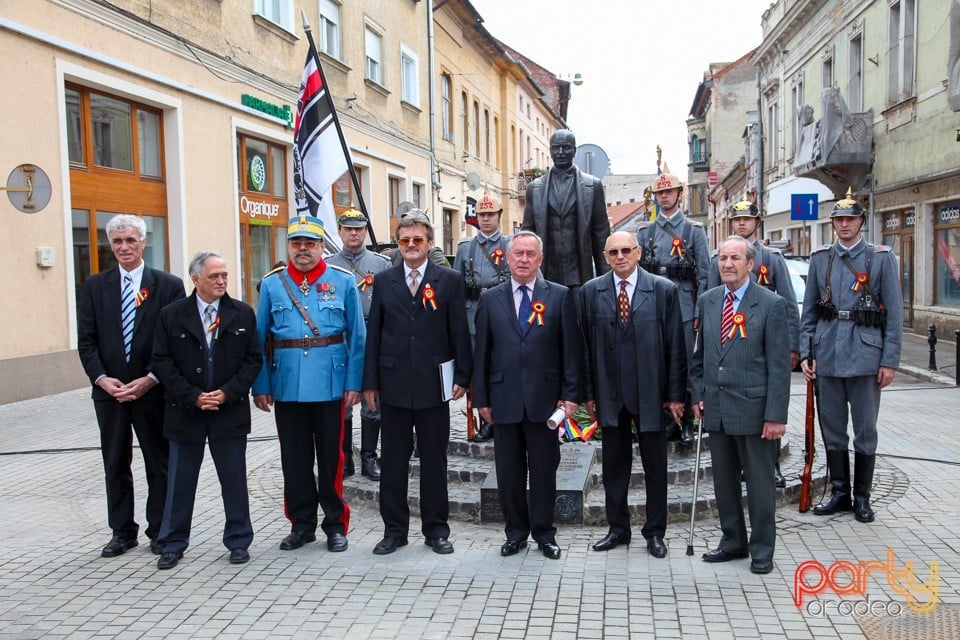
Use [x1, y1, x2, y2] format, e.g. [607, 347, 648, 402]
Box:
[798, 338, 816, 513]
[465, 385, 476, 441]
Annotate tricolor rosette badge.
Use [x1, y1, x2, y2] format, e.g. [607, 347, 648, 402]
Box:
[527, 301, 546, 326]
[852, 272, 868, 291]
[670, 237, 684, 258]
[726, 312, 748, 340]
[422, 283, 438, 310]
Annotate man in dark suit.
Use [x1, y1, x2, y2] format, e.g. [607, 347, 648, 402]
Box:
[363, 211, 472, 556]
[580, 232, 686, 557]
[521, 129, 610, 302]
[78, 214, 185, 557]
[150, 251, 262, 569]
[473, 230, 580, 560]
[690, 236, 791, 575]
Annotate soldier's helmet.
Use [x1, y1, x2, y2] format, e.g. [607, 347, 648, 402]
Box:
[729, 196, 761, 219]
[475, 194, 503, 215]
[830, 187, 866, 218]
[650, 172, 683, 193]
[338, 208, 368, 228]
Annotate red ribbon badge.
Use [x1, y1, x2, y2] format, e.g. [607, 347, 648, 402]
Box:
[527, 301, 546, 326]
[358, 274, 374, 292]
[207, 315, 220, 341]
[135, 288, 149, 307]
[422, 283, 438, 310]
[757, 264, 770, 285]
[852, 272, 868, 291]
[670, 237, 684, 258]
[727, 312, 747, 340]
[492, 248, 504, 267]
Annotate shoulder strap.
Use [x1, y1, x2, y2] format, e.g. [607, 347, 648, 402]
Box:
[279, 275, 321, 336]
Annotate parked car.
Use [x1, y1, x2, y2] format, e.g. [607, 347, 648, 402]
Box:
[784, 256, 809, 319]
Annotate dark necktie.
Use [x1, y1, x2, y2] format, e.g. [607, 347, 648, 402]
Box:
[121, 274, 135, 362]
[618, 280, 630, 326]
[721, 291, 735, 346]
[518, 284, 531, 332]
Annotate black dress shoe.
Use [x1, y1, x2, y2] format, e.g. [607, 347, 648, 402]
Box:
[750, 558, 774, 574]
[327, 533, 348, 552]
[149, 540, 162, 555]
[373, 536, 408, 555]
[500, 539, 528, 556]
[774, 464, 786, 489]
[425, 537, 454, 554]
[229, 548, 249, 564]
[666, 423, 682, 442]
[646, 536, 667, 558]
[702, 548, 749, 563]
[592, 531, 630, 552]
[538, 541, 561, 560]
[279, 531, 316, 550]
[343, 457, 355, 477]
[157, 551, 183, 570]
[101, 535, 138, 558]
[680, 423, 696, 445]
[473, 422, 495, 442]
[360, 452, 381, 480]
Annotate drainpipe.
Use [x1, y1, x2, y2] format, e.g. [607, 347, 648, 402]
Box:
[428, 0, 441, 206]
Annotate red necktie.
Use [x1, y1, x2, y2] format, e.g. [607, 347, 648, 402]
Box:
[618, 280, 630, 326]
[721, 291, 735, 345]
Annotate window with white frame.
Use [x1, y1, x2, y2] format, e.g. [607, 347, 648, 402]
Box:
[412, 183, 424, 209]
[887, 0, 916, 104]
[766, 98, 779, 169]
[365, 26, 383, 85]
[790, 79, 803, 158]
[849, 31, 864, 112]
[441, 73, 453, 141]
[254, 0, 294, 32]
[401, 45, 419, 106]
[319, 0, 341, 59]
[822, 54, 833, 89]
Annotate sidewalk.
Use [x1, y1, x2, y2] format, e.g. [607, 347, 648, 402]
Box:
[0, 371, 957, 639]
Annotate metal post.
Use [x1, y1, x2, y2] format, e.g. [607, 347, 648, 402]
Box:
[927, 324, 938, 371]
[955, 329, 959, 386]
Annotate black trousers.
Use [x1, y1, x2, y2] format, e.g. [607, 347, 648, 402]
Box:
[275, 401, 349, 536]
[157, 436, 253, 553]
[602, 408, 667, 539]
[94, 395, 169, 540]
[494, 419, 560, 544]
[379, 402, 450, 539]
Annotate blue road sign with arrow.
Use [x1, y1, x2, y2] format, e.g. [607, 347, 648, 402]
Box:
[791, 193, 819, 221]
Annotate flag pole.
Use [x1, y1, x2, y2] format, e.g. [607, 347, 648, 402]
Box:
[300, 12, 379, 248]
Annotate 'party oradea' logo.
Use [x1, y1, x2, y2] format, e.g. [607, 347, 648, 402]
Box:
[795, 548, 939, 615]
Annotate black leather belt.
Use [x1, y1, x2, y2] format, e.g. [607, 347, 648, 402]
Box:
[274, 334, 344, 349]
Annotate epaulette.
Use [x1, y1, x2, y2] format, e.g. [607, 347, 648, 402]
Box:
[263, 265, 285, 279]
[710, 249, 719, 259]
[372, 251, 390, 263]
[811, 244, 831, 254]
[328, 264, 352, 276]
[690, 220, 704, 228]
[636, 221, 652, 229]
[457, 238, 470, 245]
[767, 245, 782, 254]
[873, 244, 892, 253]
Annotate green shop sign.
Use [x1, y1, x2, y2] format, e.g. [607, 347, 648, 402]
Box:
[241, 94, 293, 129]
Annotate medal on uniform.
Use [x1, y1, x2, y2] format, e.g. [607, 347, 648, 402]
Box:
[727, 312, 747, 340]
[317, 281, 334, 300]
[670, 237, 684, 258]
[299, 275, 310, 295]
[422, 283, 438, 310]
[359, 274, 374, 292]
[491, 248, 504, 267]
[528, 301, 546, 326]
[135, 288, 149, 307]
[852, 272, 868, 291]
[757, 264, 770, 285]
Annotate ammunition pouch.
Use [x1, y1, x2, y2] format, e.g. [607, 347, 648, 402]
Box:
[663, 260, 698, 282]
[816, 300, 837, 321]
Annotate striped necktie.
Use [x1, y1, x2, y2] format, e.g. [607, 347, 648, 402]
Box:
[721, 291, 735, 346]
[121, 274, 135, 362]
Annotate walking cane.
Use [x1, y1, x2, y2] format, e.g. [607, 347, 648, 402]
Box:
[685, 416, 705, 556]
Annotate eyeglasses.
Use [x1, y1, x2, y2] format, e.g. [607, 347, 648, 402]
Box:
[398, 237, 427, 247]
[289, 239, 321, 250]
[606, 247, 638, 257]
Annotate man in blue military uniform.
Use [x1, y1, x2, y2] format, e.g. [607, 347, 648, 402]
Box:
[800, 189, 902, 523]
[327, 208, 390, 479]
[635, 173, 710, 444]
[454, 194, 511, 442]
[707, 196, 800, 487]
[253, 215, 366, 552]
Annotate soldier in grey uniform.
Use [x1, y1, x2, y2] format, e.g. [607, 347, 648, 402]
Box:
[636, 173, 709, 444]
[327, 209, 390, 480]
[800, 189, 902, 523]
[453, 194, 511, 442]
[707, 197, 800, 487]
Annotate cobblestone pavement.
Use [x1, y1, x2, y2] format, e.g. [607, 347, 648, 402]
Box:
[0, 370, 957, 639]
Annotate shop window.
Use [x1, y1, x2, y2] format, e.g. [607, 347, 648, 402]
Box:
[934, 203, 960, 307]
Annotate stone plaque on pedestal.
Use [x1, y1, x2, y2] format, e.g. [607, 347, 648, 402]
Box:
[480, 443, 596, 525]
